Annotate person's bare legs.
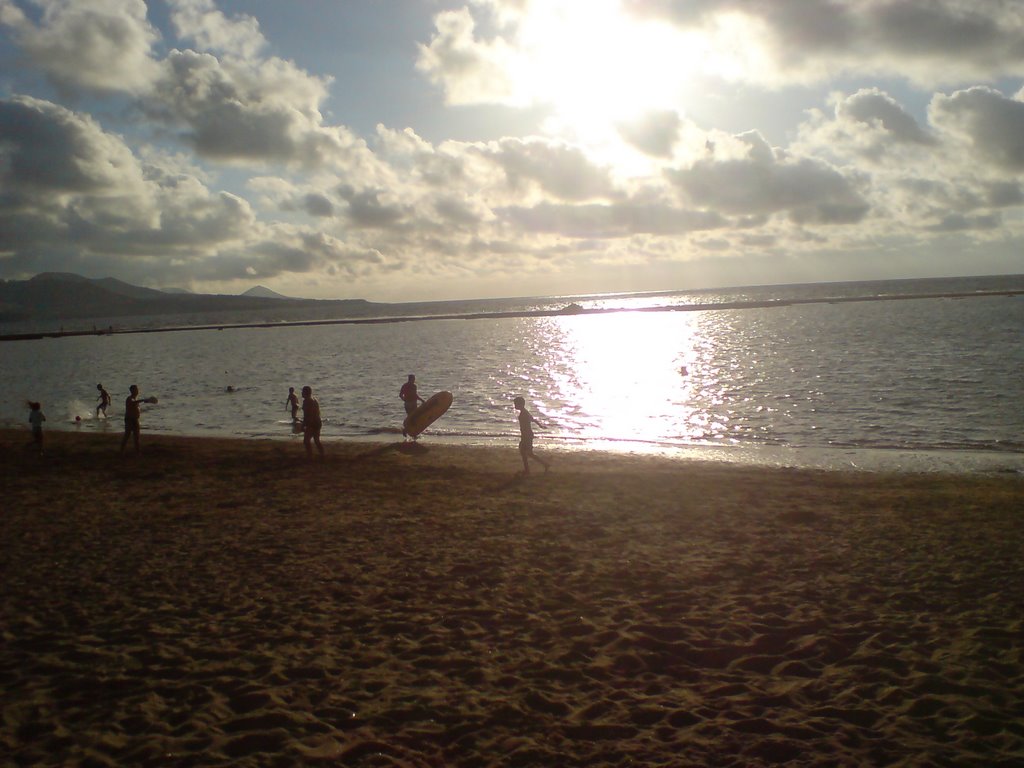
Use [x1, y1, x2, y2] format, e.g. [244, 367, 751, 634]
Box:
[520, 446, 549, 474]
[121, 423, 140, 453]
[305, 427, 324, 459]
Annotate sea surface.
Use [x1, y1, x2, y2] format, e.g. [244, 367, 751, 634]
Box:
[2, 275, 1023, 473]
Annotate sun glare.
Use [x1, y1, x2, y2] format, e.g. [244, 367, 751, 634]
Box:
[546, 312, 704, 448]
[510, 1, 702, 139]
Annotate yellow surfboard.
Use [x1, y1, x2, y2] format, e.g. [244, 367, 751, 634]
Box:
[404, 391, 453, 437]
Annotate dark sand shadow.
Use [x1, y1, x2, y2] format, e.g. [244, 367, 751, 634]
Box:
[486, 473, 527, 493]
[352, 441, 429, 462]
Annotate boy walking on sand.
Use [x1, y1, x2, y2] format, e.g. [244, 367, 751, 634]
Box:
[514, 396, 549, 475]
[301, 386, 324, 459]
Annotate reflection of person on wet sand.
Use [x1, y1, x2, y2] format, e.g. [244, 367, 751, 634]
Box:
[286, 387, 300, 422]
[96, 384, 111, 418]
[28, 401, 45, 455]
[399, 374, 425, 438]
[301, 385, 324, 459]
[514, 396, 550, 475]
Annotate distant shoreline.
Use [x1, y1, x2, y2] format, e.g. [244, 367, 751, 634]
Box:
[2, 287, 1021, 343]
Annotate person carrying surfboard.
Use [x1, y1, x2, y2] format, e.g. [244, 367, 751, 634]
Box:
[514, 396, 550, 475]
[399, 374, 425, 438]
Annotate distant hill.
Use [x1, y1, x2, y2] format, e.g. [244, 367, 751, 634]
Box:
[242, 285, 291, 299]
[0, 273, 376, 327]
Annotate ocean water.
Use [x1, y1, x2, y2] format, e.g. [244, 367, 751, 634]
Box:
[2, 276, 1022, 473]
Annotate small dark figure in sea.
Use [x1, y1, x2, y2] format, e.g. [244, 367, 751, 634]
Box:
[286, 387, 300, 422]
[513, 396, 549, 475]
[399, 374, 425, 438]
[96, 383, 111, 418]
[27, 401, 46, 455]
[301, 385, 324, 460]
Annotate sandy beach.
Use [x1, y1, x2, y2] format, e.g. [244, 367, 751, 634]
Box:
[2, 429, 1022, 767]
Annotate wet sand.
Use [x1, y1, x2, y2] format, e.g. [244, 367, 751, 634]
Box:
[2, 429, 1022, 766]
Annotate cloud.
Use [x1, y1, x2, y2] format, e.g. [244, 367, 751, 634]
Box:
[299, 193, 335, 218]
[477, 138, 616, 200]
[667, 130, 870, 224]
[925, 212, 1002, 232]
[793, 89, 934, 166]
[416, 7, 519, 105]
[166, 0, 266, 59]
[0, 95, 147, 197]
[147, 49, 367, 168]
[616, 110, 682, 157]
[624, 0, 1024, 86]
[0, 0, 161, 92]
[0, 94, 263, 282]
[337, 185, 409, 229]
[929, 86, 1024, 170]
[502, 201, 725, 237]
[838, 89, 932, 145]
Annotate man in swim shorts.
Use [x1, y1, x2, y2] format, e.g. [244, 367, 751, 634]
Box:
[399, 374, 425, 437]
[514, 396, 550, 475]
[121, 385, 142, 453]
[301, 385, 324, 459]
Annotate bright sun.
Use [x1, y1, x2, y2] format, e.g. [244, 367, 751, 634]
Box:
[508, 1, 704, 137]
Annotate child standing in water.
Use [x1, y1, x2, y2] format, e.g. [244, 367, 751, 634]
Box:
[28, 401, 46, 455]
[96, 384, 111, 418]
[513, 396, 549, 475]
[286, 387, 300, 422]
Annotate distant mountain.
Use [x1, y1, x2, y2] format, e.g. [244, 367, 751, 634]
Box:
[242, 285, 290, 299]
[160, 287, 193, 295]
[31, 272, 164, 300]
[0, 272, 376, 328]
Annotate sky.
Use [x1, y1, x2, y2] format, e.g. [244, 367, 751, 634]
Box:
[1, 0, 1024, 301]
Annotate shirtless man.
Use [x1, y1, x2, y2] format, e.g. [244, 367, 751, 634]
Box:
[399, 374, 425, 438]
[120, 385, 142, 453]
[513, 396, 550, 475]
[301, 385, 324, 459]
[120, 385, 157, 453]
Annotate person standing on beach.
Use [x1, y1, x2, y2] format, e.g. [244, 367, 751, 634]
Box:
[96, 384, 111, 418]
[513, 396, 550, 475]
[399, 374, 425, 438]
[120, 385, 156, 453]
[121, 385, 143, 453]
[301, 385, 324, 459]
[28, 401, 45, 455]
[286, 387, 300, 422]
